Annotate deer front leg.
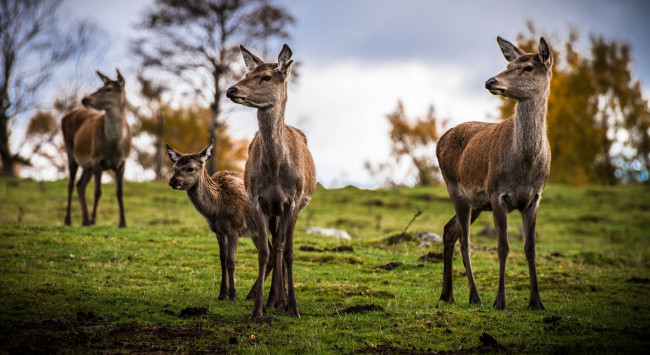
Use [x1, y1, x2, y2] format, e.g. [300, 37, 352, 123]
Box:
[283, 204, 300, 317]
[522, 195, 545, 310]
[216, 235, 229, 300]
[250, 204, 270, 319]
[493, 194, 510, 310]
[455, 202, 482, 304]
[115, 162, 126, 228]
[227, 230, 239, 301]
[267, 222, 287, 310]
[440, 215, 460, 303]
[77, 168, 93, 226]
[64, 157, 78, 226]
[90, 162, 102, 225]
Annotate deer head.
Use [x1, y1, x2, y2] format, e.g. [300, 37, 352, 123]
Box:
[167, 141, 214, 190]
[225, 44, 293, 109]
[82, 69, 126, 110]
[485, 37, 553, 100]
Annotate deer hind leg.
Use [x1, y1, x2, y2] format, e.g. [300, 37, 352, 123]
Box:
[283, 204, 300, 317]
[522, 195, 545, 310]
[267, 217, 287, 310]
[216, 235, 229, 300]
[493, 194, 510, 310]
[90, 162, 102, 225]
[246, 229, 274, 300]
[227, 230, 239, 301]
[77, 168, 93, 226]
[454, 202, 482, 304]
[440, 209, 482, 304]
[115, 162, 126, 228]
[64, 156, 78, 226]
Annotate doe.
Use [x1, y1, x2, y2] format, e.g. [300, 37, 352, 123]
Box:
[226, 44, 316, 318]
[62, 70, 131, 228]
[436, 37, 553, 310]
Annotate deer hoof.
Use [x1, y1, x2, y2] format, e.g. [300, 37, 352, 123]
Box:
[469, 293, 482, 305]
[287, 307, 300, 318]
[493, 297, 507, 310]
[64, 217, 71, 225]
[218, 293, 228, 301]
[529, 298, 545, 310]
[439, 294, 455, 304]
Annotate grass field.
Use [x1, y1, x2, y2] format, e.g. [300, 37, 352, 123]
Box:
[0, 178, 649, 353]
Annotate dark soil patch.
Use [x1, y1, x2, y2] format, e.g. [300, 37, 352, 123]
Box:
[375, 261, 403, 271]
[384, 232, 413, 245]
[179, 307, 208, 318]
[364, 199, 385, 207]
[626, 277, 650, 284]
[478, 332, 508, 352]
[356, 343, 437, 354]
[0, 319, 227, 353]
[550, 252, 565, 258]
[417, 193, 451, 203]
[299, 245, 354, 253]
[337, 304, 384, 315]
[418, 252, 444, 263]
[543, 315, 562, 324]
[76, 311, 103, 322]
[577, 214, 608, 222]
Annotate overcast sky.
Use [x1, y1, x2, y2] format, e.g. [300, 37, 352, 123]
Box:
[35, 0, 650, 187]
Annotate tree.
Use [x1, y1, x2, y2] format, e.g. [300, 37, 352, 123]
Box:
[367, 101, 445, 187]
[131, 0, 294, 174]
[132, 102, 249, 179]
[498, 22, 650, 184]
[0, 0, 101, 176]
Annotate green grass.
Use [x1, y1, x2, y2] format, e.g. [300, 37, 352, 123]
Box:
[1, 178, 649, 353]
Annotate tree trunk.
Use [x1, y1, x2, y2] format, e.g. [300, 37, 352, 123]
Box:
[206, 69, 222, 175]
[0, 111, 15, 177]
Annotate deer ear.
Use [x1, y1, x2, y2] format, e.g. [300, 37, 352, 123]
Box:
[96, 71, 111, 85]
[240, 45, 264, 71]
[276, 44, 293, 77]
[538, 37, 553, 69]
[116, 68, 125, 88]
[497, 36, 525, 62]
[167, 144, 180, 163]
[200, 139, 214, 164]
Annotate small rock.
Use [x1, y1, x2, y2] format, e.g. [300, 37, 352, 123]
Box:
[413, 231, 442, 247]
[306, 227, 351, 240]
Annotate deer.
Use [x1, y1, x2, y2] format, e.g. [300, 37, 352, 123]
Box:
[226, 44, 317, 318]
[436, 37, 553, 310]
[167, 140, 274, 301]
[62, 70, 131, 228]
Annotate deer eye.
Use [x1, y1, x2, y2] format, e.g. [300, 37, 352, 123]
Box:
[187, 168, 194, 173]
[524, 66, 534, 72]
[262, 75, 272, 81]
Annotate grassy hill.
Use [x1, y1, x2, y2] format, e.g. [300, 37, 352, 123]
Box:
[0, 178, 649, 353]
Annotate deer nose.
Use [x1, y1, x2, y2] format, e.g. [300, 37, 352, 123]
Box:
[485, 78, 498, 89]
[81, 97, 90, 106]
[169, 178, 177, 187]
[226, 87, 238, 97]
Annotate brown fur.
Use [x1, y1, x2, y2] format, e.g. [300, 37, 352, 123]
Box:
[167, 143, 265, 301]
[436, 37, 553, 310]
[227, 44, 316, 318]
[62, 70, 131, 228]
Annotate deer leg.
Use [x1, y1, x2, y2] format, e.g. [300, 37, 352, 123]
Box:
[283, 204, 300, 317]
[493, 195, 510, 310]
[215, 235, 229, 300]
[454, 202, 481, 304]
[77, 168, 93, 226]
[250, 204, 270, 319]
[267, 218, 287, 310]
[440, 210, 482, 304]
[522, 195, 545, 310]
[115, 162, 126, 228]
[227, 230, 239, 301]
[90, 162, 102, 225]
[64, 158, 78, 226]
[246, 238, 274, 300]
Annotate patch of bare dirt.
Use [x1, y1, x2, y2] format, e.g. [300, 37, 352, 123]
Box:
[179, 306, 208, 318]
[375, 261, 403, 271]
[626, 277, 650, 284]
[299, 245, 354, 253]
[418, 252, 444, 263]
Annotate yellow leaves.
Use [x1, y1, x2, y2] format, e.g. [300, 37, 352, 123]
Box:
[26, 111, 58, 136]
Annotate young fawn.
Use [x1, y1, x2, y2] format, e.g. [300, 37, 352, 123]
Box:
[167, 141, 267, 301]
[227, 44, 316, 318]
[436, 37, 553, 310]
[62, 70, 131, 227]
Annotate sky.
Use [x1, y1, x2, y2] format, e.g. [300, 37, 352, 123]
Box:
[25, 0, 650, 187]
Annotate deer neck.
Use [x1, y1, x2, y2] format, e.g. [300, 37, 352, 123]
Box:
[186, 168, 219, 215]
[103, 103, 126, 143]
[512, 94, 548, 159]
[256, 90, 289, 168]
